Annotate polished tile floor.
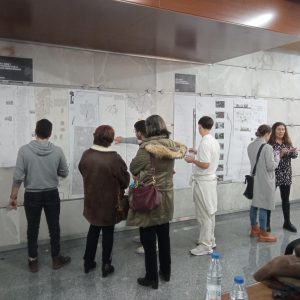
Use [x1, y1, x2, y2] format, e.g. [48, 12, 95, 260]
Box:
[1, 203, 300, 300]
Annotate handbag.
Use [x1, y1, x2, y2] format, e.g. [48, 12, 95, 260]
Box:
[243, 143, 265, 199]
[115, 191, 127, 224]
[130, 155, 161, 212]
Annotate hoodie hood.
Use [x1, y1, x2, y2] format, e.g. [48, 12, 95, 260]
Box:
[28, 140, 55, 156]
[140, 136, 187, 159]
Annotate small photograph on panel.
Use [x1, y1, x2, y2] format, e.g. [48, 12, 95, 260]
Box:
[216, 111, 225, 119]
[240, 126, 251, 132]
[217, 164, 223, 171]
[219, 153, 224, 160]
[215, 122, 224, 129]
[216, 101, 225, 108]
[219, 143, 224, 150]
[217, 175, 224, 181]
[215, 132, 224, 139]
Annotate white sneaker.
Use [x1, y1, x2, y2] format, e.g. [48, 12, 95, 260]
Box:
[190, 245, 213, 256]
[132, 235, 141, 243]
[135, 243, 158, 255]
[196, 240, 216, 249]
[135, 246, 145, 254]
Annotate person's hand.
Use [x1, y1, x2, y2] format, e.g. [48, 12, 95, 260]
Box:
[188, 148, 197, 155]
[114, 136, 123, 144]
[280, 148, 290, 157]
[289, 147, 297, 153]
[8, 198, 18, 210]
[184, 155, 194, 164]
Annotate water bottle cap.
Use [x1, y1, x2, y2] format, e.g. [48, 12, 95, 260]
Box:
[211, 251, 220, 259]
[234, 275, 244, 284]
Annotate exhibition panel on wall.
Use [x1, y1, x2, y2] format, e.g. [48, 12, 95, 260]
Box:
[173, 94, 267, 188]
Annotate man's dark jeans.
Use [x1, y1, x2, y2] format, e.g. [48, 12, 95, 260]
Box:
[24, 189, 60, 258]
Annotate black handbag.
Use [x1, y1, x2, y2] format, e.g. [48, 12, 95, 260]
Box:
[243, 144, 265, 199]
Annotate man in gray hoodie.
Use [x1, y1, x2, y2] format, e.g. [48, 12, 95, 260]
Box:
[9, 119, 71, 272]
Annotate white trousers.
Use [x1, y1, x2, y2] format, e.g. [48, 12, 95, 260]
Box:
[193, 180, 217, 248]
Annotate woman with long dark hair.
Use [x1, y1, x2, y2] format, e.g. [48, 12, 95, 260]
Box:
[127, 115, 186, 289]
[268, 122, 298, 232]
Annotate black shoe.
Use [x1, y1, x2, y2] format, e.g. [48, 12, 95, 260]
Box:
[283, 222, 297, 233]
[159, 270, 170, 282]
[84, 261, 97, 274]
[137, 277, 158, 289]
[102, 263, 114, 278]
[267, 226, 271, 232]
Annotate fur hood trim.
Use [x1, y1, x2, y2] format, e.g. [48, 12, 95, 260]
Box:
[145, 141, 187, 159]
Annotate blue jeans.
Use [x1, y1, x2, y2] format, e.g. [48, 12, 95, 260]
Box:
[250, 206, 267, 230]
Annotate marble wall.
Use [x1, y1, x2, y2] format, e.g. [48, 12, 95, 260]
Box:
[1, 40, 300, 249]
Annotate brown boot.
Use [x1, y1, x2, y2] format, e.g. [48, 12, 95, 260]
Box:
[28, 259, 39, 273]
[258, 229, 277, 243]
[250, 224, 260, 237]
[52, 255, 71, 270]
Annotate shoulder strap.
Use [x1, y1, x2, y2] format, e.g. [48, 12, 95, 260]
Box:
[252, 144, 266, 176]
[149, 154, 156, 176]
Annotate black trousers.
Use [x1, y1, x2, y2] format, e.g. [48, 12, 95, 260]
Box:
[83, 224, 115, 265]
[267, 185, 291, 226]
[24, 189, 60, 258]
[139, 222, 171, 281]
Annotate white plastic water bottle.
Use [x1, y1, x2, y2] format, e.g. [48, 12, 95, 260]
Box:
[205, 251, 222, 300]
[230, 276, 249, 300]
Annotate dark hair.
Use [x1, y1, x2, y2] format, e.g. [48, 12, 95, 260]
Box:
[145, 115, 169, 138]
[93, 125, 115, 147]
[35, 119, 52, 139]
[198, 116, 214, 130]
[134, 120, 146, 136]
[269, 122, 292, 146]
[255, 124, 271, 137]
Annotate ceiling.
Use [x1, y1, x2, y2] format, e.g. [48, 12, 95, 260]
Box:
[0, 0, 300, 63]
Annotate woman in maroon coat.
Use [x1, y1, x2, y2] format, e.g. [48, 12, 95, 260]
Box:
[79, 125, 130, 277]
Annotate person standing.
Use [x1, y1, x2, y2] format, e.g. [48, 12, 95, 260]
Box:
[267, 122, 298, 232]
[114, 120, 146, 145]
[248, 125, 279, 242]
[185, 116, 220, 256]
[115, 120, 154, 255]
[79, 125, 130, 277]
[127, 115, 187, 289]
[9, 119, 71, 273]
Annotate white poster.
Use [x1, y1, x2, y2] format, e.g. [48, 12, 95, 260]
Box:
[173, 95, 268, 187]
[173, 95, 196, 189]
[34, 87, 70, 199]
[0, 85, 34, 167]
[69, 90, 99, 198]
